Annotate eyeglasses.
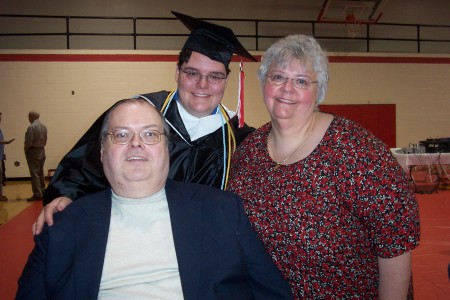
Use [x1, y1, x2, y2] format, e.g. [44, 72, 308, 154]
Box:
[266, 74, 318, 89]
[180, 68, 227, 84]
[107, 129, 165, 145]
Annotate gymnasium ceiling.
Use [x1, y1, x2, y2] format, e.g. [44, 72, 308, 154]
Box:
[263, 0, 450, 26]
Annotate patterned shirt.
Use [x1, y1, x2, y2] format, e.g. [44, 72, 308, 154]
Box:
[228, 115, 420, 299]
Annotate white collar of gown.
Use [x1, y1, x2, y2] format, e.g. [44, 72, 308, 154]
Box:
[176, 101, 236, 141]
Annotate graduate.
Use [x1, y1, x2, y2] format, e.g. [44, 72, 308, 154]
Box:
[42, 11, 256, 208]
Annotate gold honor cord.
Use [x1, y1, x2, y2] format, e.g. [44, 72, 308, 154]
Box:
[219, 104, 237, 189]
[161, 90, 177, 113]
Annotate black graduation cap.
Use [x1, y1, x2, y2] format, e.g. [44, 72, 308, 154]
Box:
[172, 11, 257, 67]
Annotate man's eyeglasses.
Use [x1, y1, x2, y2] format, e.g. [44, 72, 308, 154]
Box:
[107, 129, 165, 145]
[266, 74, 318, 89]
[180, 68, 227, 84]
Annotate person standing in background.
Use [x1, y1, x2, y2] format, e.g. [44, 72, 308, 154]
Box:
[24, 111, 47, 202]
[0, 112, 15, 201]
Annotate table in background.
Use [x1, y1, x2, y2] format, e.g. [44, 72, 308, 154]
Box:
[391, 150, 450, 191]
[391, 150, 450, 173]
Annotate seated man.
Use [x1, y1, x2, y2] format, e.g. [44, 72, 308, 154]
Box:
[16, 98, 292, 300]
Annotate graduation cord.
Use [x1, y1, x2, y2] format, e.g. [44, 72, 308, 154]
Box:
[159, 90, 237, 190]
[160, 90, 176, 113]
[219, 113, 227, 189]
[218, 105, 237, 189]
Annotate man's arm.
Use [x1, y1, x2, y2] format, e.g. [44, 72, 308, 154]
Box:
[0, 138, 14, 145]
[378, 252, 412, 300]
[24, 126, 33, 152]
[16, 229, 49, 299]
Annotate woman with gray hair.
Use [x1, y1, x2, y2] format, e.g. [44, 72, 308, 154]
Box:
[227, 35, 420, 299]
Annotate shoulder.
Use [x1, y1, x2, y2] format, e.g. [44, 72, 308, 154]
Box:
[330, 115, 364, 132]
[166, 179, 241, 206]
[167, 179, 238, 198]
[234, 122, 270, 153]
[246, 122, 270, 140]
[329, 115, 387, 148]
[137, 91, 170, 109]
[74, 189, 111, 205]
[53, 189, 111, 222]
[330, 115, 375, 138]
[325, 116, 397, 169]
[227, 115, 256, 140]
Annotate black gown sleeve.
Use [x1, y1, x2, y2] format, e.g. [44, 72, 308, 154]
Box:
[43, 109, 110, 205]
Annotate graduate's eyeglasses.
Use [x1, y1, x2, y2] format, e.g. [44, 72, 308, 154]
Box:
[107, 129, 165, 145]
[180, 68, 227, 84]
[267, 73, 318, 89]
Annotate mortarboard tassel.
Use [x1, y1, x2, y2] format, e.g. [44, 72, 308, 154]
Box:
[237, 61, 245, 128]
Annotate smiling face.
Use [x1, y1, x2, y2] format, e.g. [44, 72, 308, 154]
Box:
[175, 51, 228, 117]
[263, 59, 318, 124]
[100, 100, 169, 198]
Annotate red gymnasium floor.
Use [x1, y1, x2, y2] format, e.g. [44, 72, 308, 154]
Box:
[0, 192, 449, 299]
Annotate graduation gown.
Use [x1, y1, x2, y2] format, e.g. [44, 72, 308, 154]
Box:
[43, 90, 254, 205]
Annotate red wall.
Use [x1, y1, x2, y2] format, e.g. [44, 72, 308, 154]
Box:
[319, 104, 396, 148]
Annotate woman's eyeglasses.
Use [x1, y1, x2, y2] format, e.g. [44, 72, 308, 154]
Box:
[266, 73, 318, 89]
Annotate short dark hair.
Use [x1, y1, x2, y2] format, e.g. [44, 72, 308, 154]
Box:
[177, 48, 231, 75]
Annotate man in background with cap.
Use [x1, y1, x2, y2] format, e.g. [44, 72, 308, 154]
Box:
[34, 11, 256, 234]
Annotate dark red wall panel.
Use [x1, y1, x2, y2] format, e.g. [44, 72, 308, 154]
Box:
[319, 104, 396, 148]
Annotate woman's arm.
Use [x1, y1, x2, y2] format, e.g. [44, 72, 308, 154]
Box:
[378, 251, 412, 300]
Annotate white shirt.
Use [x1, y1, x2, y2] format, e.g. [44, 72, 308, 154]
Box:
[98, 188, 184, 300]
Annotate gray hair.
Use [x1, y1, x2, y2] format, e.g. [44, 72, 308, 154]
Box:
[29, 111, 40, 119]
[99, 98, 170, 145]
[257, 35, 329, 104]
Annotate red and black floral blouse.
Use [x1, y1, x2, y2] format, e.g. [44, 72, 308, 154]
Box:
[228, 115, 420, 299]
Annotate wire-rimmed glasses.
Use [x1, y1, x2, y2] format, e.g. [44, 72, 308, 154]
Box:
[266, 73, 318, 89]
[180, 68, 227, 84]
[107, 129, 165, 145]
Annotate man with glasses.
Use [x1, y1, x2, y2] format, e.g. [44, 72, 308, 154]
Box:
[35, 11, 256, 234]
[17, 98, 292, 299]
